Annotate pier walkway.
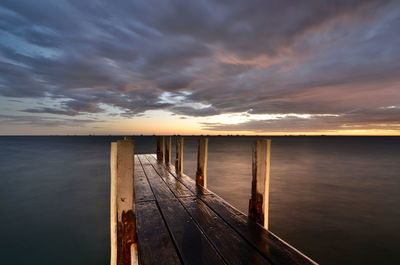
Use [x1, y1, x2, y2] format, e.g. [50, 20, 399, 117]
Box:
[133, 154, 316, 265]
[110, 137, 317, 265]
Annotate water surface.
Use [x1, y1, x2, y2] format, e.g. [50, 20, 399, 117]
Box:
[0, 136, 399, 265]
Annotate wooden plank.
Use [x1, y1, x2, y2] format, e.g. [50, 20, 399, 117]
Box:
[138, 155, 226, 265]
[145, 154, 316, 265]
[165, 136, 172, 164]
[200, 195, 317, 265]
[180, 197, 272, 265]
[156, 136, 165, 162]
[110, 139, 136, 265]
[139, 154, 152, 165]
[196, 138, 208, 188]
[143, 155, 193, 198]
[137, 156, 176, 201]
[156, 198, 226, 265]
[136, 201, 182, 265]
[134, 156, 143, 172]
[134, 169, 155, 203]
[249, 139, 271, 228]
[175, 137, 184, 174]
[147, 155, 210, 196]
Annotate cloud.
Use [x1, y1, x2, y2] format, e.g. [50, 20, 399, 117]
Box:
[202, 107, 400, 132]
[171, 106, 221, 117]
[0, 114, 98, 127]
[0, 0, 399, 132]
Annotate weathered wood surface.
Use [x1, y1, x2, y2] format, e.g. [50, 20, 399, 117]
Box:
[138, 155, 225, 265]
[249, 139, 271, 228]
[195, 138, 208, 188]
[143, 155, 192, 198]
[147, 155, 211, 196]
[156, 136, 165, 162]
[136, 201, 181, 265]
[175, 137, 184, 174]
[165, 136, 172, 164]
[180, 197, 271, 265]
[133, 153, 317, 265]
[110, 139, 137, 265]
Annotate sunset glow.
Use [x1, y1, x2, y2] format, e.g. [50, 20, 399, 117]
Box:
[1, 1, 399, 135]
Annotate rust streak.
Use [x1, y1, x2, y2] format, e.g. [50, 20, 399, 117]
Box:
[117, 210, 136, 265]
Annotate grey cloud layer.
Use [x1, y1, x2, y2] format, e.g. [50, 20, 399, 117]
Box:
[0, 0, 399, 131]
[203, 108, 400, 132]
[0, 114, 97, 127]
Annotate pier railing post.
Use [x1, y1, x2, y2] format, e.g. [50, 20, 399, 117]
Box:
[110, 137, 137, 265]
[196, 138, 208, 188]
[156, 136, 165, 162]
[249, 139, 271, 229]
[165, 136, 172, 165]
[175, 137, 184, 174]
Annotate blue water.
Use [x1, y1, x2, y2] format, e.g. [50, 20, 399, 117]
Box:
[0, 136, 399, 265]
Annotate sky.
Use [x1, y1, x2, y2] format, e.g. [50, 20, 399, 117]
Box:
[0, 0, 399, 135]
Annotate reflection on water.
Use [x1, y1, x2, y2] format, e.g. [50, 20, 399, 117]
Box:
[0, 136, 399, 265]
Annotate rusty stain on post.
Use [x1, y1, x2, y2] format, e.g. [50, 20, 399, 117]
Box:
[118, 210, 136, 265]
[111, 138, 137, 265]
[248, 139, 271, 229]
[175, 137, 184, 174]
[196, 138, 208, 188]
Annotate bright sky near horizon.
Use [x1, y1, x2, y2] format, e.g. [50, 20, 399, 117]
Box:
[1, 0, 400, 135]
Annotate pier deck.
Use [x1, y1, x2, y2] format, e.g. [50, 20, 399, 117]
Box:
[133, 154, 316, 265]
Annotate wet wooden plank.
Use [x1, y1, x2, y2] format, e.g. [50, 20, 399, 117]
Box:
[142, 154, 316, 265]
[136, 201, 182, 265]
[138, 154, 152, 165]
[147, 155, 210, 196]
[143, 155, 193, 198]
[157, 198, 226, 265]
[134, 169, 155, 203]
[139, 155, 226, 265]
[137, 156, 176, 201]
[180, 197, 272, 265]
[147, 154, 316, 265]
[134, 156, 143, 172]
[200, 195, 317, 265]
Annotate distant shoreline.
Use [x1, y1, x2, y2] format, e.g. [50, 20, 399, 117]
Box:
[0, 135, 399, 137]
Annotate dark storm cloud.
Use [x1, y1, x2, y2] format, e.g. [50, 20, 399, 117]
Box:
[0, 114, 97, 127]
[0, 0, 399, 131]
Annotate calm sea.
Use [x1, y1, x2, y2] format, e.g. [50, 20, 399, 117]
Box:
[0, 136, 399, 265]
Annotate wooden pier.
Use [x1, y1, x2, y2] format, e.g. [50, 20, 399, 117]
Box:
[110, 137, 318, 265]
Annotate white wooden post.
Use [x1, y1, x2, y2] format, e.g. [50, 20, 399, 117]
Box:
[110, 137, 136, 265]
[248, 139, 271, 229]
